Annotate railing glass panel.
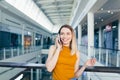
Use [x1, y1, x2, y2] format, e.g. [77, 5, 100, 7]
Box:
[80, 72, 120, 80]
[79, 45, 120, 67]
[0, 46, 41, 60]
[0, 67, 52, 80]
[0, 62, 120, 80]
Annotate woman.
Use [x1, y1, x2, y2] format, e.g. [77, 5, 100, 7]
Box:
[46, 24, 96, 80]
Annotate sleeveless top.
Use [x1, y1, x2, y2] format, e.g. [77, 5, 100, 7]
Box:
[52, 46, 77, 80]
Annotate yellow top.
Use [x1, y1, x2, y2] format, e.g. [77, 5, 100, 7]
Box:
[52, 46, 77, 80]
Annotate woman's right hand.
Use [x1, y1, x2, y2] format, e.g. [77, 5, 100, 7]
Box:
[55, 35, 62, 49]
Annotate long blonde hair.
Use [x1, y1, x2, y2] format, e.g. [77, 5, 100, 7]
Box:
[58, 24, 78, 54]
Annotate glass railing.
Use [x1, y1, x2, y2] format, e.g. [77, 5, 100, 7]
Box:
[0, 46, 41, 60]
[80, 72, 120, 80]
[79, 45, 120, 67]
[0, 62, 120, 80]
[0, 62, 51, 80]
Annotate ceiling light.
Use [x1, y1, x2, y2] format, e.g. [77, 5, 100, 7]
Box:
[111, 12, 113, 14]
[112, 26, 116, 28]
[101, 19, 103, 21]
[107, 10, 110, 13]
[95, 22, 97, 24]
[99, 17, 101, 19]
[101, 8, 103, 10]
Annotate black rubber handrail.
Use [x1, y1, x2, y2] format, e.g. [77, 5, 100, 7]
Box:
[0, 62, 45, 69]
[80, 45, 120, 51]
[0, 62, 120, 73]
[84, 66, 120, 73]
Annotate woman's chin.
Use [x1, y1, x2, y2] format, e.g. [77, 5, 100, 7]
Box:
[63, 42, 69, 45]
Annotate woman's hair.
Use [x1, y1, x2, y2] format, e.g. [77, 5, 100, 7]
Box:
[58, 24, 78, 54]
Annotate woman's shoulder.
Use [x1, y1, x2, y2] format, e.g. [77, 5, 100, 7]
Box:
[76, 50, 80, 57]
[76, 50, 80, 54]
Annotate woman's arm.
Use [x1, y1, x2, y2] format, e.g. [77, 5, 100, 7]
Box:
[74, 50, 86, 78]
[75, 63, 87, 78]
[74, 52, 96, 78]
[74, 50, 80, 73]
[46, 36, 62, 72]
[45, 45, 61, 72]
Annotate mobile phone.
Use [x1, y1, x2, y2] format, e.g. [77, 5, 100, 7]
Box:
[58, 36, 61, 44]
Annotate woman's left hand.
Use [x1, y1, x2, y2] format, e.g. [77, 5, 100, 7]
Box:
[84, 58, 96, 67]
[75, 58, 96, 78]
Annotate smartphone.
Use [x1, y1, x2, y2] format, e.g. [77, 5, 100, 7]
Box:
[58, 35, 61, 44]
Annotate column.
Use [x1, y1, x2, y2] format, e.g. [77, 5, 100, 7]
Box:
[78, 24, 82, 50]
[32, 32, 36, 46]
[0, 10, 2, 22]
[22, 24, 25, 54]
[118, 19, 120, 50]
[33, 32, 36, 46]
[31, 32, 34, 46]
[41, 35, 44, 48]
[87, 11, 94, 80]
[87, 12, 94, 58]
[99, 27, 102, 62]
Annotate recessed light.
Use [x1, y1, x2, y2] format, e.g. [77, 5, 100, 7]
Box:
[101, 8, 103, 10]
[108, 10, 110, 13]
[111, 12, 113, 14]
[99, 17, 101, 19]
[101, 19, 103, 21]
[112, 26, 116, 28]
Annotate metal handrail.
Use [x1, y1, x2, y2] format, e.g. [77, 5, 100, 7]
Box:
[0, 62, 120, 73]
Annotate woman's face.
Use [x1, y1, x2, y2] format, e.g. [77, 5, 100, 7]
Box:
[60, 27, 72, 46]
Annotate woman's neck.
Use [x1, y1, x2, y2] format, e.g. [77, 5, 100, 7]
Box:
[63, 44, 70, 47]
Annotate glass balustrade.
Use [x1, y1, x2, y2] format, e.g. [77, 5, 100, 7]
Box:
[0, 62, 120, 80]
[0, 46, 41, 60]
[79, 45, 120, 67]
[80, 72, 120, 80]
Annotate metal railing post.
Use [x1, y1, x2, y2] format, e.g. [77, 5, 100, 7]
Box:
[11, 48, 13, 57]
[3, 48, 6, 59]
[117, 52, 119, 67]
[106, 50, 108, 66]
[99, 48, 101, 62]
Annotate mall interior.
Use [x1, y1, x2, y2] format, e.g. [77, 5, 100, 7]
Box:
[0, 0, 120, 80]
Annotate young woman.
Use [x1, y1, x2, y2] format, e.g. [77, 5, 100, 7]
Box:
[46, 24, 96, 80]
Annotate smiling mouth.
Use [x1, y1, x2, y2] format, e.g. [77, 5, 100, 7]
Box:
[62, 39, 69, 42]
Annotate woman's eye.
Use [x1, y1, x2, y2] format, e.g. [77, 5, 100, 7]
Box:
[60, 33, 64, 35]
[67, 33, 71, 35]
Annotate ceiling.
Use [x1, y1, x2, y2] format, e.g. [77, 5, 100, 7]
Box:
[94, 0, 120, 26]
[81, 0, 120, 30]
[2, 0, 118, 33]
[33, 0, 75, 25]
[33, 0, 120, 28]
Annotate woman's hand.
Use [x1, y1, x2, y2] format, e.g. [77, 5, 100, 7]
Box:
[84, 58, 96, 67]
[75, 58, 96, 78]
[55, 35, 62, 49]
